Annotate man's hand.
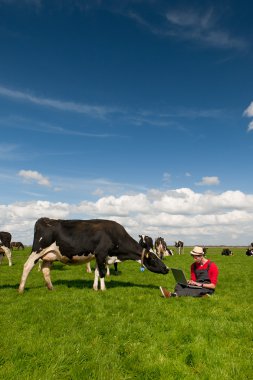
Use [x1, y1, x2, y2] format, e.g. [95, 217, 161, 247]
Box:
[188, 280, 201, 287]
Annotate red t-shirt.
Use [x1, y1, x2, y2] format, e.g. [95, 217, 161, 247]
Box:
[190, 260, 219, 285]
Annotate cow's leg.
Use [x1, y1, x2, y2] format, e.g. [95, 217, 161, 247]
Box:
[4, 248, 12, 266]
[106, 264, 110, 276]
[0, 253, 3, 265]
[93, 266, 106, 291]
[86, 262, 92, 273]
[41, 261, 53, 290]
[38, 259, 42, 271]
[18, 252, 39, 293]
[93, 267, 99, 291]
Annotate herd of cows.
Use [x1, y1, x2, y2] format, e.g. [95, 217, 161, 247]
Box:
[0, 218, 253, 293]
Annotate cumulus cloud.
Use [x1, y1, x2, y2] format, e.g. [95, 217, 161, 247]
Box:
[196, 176, 220, 186]
[243, 102, 253, 131]
[243, 102, 253, 117]
[1, 188, 253, 245]
[18, 170, 51, 187]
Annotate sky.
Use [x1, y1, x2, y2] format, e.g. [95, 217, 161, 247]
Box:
[0, 0, 253, 246]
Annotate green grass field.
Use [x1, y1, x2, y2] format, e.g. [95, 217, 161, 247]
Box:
[0, 247, 252, 380]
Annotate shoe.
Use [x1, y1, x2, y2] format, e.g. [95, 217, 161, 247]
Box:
[160, 286, 172, 298]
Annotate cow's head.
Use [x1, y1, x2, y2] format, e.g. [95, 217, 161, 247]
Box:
[142, 249, 169, 274]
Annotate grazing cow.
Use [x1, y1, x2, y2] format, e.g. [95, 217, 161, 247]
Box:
[154, 237, 173, 259]
[221, 248, 233, 256]
[10, 241, 25, 250]
[19, 218, 168, 293]
[246, 248, 253, 256]
[203, 247, 208, 255]
[175, 240, 184, 255]
[0, 231, 12, 266]
[139, 235, 154, 252]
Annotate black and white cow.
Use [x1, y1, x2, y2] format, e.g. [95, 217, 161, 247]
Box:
[246, 248, 253, 256]
[11, 241, 25, 250]
[0, 231, 12, 266]
[138, 235, 154, 252]
[19, 218, 168, 293]
[175, 240, 184, 255]
[221, 248, 233, 256]
[154, 237, 173, 259]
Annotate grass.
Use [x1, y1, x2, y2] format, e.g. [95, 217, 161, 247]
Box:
[0, 246, 252, 379]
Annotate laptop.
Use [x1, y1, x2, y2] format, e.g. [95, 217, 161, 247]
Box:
[171, 268, 201, 288]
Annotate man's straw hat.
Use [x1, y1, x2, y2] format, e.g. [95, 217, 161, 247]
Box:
[190, 246, 204, 256]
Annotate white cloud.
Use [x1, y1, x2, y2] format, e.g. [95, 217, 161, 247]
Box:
[1, 188, 253, 245]
[243, 102, 253, 131]
[247, 121, 253, 131]
[127, 6, 247, 50]
[196, 176, 220, 186]
[18, 170, 51, 187]
[0, 85, 119, 118]
[243, 101, 253, 117]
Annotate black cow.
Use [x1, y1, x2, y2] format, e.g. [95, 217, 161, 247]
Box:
[221, 248, 233, 256]
[175, 240, 184, 255]
[155, 237, 172, 259]
[0, 231, 12, 266]
[19, 218, 168, 293]
[138, 235, 154, 251]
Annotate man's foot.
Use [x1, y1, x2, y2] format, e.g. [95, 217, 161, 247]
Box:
[160, 286, 172, 298]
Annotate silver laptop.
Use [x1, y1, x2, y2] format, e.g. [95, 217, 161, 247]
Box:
[171, 268, 201, 288]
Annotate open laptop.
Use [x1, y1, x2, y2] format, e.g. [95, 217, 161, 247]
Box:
[171, 268, 201, 288]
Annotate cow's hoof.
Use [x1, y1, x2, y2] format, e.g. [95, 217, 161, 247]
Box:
[93, 287, 98, 291]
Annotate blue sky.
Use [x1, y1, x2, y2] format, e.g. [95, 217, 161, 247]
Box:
[0, 0, 253, 246]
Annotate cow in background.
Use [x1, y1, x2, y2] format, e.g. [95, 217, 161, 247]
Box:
[246, 243, 253, 256]
[0, 231, 12, 266]
[19, 218, 168, 293]
[203, 247, 208, 255]
[11, 242, 25, 250]
[154, 237, 173, 259]
[139, 235, 154, 252]
[175, 240, 184, 255]
[221, 248, 233, 256]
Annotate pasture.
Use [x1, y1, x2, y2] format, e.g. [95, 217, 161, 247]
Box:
[0, 246, 252, 380]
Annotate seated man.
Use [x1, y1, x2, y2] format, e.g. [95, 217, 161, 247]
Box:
[160, 246, 219, 298]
